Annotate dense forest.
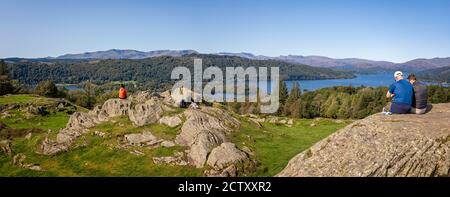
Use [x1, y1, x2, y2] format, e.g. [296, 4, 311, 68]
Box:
[226, 83, 450, 119]
[5, 54, 354, 87]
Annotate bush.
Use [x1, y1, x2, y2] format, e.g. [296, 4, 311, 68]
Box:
[0, 75, 14, 96]
[35, 80, 61, 97]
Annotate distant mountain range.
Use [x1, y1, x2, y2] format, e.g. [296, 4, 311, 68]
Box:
[216, 52, 450, 72]
[18, 49, 450, 72]
[56, 49, 197, 59]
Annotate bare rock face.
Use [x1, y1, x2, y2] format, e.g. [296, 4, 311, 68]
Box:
[94, 99, 131, 121]
[175, 107, 240, 168]
[205, 143, 256, 177]
[128, 98, 164, 127]
[123, 131, 161, 147]
[40, 112, 98, 155]
[159, 115, 183, 128]
[277, 103, 450, 177]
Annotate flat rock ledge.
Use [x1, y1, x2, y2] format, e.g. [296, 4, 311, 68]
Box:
[277, 103, 450, 177]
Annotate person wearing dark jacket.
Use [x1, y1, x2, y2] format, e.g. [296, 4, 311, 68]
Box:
[407, 74, 428, 114]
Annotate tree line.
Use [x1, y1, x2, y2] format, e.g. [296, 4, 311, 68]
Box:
[6, 54, 353, 87]
[226, 82, 450, 119]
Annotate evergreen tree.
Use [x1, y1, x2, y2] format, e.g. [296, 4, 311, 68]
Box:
[0, 60, 8, 76]
[0, 60, 14, 95]
[279, 81, 288, 105]
[287, 82, 301, 103]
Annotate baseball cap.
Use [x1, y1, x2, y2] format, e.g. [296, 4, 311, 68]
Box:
[394, 71, 403, 78]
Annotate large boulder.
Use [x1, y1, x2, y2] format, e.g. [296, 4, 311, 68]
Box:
[277, 103, 450, 177]
[123, 131, 162, 147]
[205, 143, 256, 177]
[128, 98, 164, 126]
[159, 115, 183, 128]
[98, 99, 131, 120]
[175, 107, 240, 168]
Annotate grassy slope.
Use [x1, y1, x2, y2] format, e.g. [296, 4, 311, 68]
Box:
[0, 94, 350, 177]
[232, 118, 350, 176]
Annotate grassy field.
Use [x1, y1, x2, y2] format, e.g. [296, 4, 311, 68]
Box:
[232, 118, 350, 176]
[0, 94, 351, 177]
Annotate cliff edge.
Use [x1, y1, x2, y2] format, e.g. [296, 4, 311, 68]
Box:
[277, 103, 450, 177]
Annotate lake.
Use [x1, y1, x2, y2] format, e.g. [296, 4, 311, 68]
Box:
[287, 73, 402, 91]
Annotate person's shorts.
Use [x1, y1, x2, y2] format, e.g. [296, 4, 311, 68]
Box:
[390, 103, 411, 114]
[410, 107, 426, 114]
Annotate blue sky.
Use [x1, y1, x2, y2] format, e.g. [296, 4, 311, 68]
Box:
[0, 0, 449, 62]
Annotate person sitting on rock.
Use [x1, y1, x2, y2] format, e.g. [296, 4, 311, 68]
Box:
[119, 84, 127, 99]
[386, 71, 413, 114]
[407, 74, 428, 114]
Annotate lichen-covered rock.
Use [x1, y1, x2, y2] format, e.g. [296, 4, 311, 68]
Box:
[128, 98, 164, 126]
[40, 92, 169, 155]
[188, 131, 225, 167]
[123, 131, 161, 146]
[174, 107, 240, 168]
[277, 103, 450, 177]
[97, 99, 131, 120]
[40, 112, 97, 155]
[159, 115, 183, 128]
[205, 143, 256, 177]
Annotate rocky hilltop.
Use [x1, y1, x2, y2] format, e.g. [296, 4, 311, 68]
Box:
[277, 103, 450, 177]
[39, 91, 255, 177]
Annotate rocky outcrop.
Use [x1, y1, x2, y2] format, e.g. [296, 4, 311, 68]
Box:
[205, 143, 256, 177]
[175, 107, 240, 168]
[277, 103, 450, 177]
[40, 93, 166, 155]
[122, 131, 162, 147]
[38, 91, 255, 176]
[128, 98, 164, 126]
[159, 115, 183, 127]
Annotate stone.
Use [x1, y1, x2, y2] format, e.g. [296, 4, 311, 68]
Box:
[159, 115, 183, 128]
[25, 133, 32, 140]
[205, 142, 256, 177]
[124, 131, 159, 146]
[153, 151, 188, 166]
[161, 140, 176, 147]
[93, 131, 107, 138]
[188, 132, 225, 167]
[129, 98, 164, 126]
[0, 140, 12, 156]
[130, 149, 145, 156]
[174, 107, 240, 168]
[99, 99, 131, 118]
[268, 117, 279, 124]
[287, 119, 294, 125]
[277, 103, 450, 177]
[12, 153, 42, 171]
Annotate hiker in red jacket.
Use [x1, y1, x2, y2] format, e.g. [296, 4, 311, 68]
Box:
[119, 84, 127, 99]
